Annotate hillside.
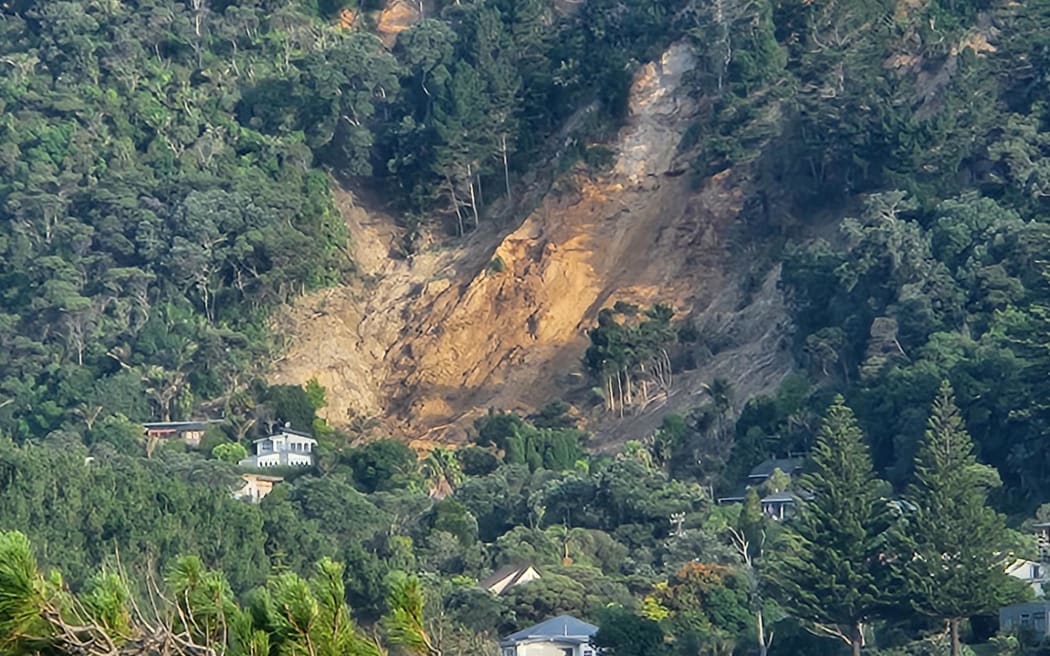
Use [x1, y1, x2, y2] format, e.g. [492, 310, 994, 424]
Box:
[271, 41, 794, 445]
[8, 2, 1050, 656]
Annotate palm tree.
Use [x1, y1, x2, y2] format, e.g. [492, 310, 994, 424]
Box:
[384, 574, 440, 656]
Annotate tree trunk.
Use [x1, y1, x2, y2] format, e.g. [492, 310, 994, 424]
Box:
[445, 176, 465, 235]
[466, 164, 480, 229]
[756, 608, 768, 656]
[949, 618, 961, 656]
[501, 134, 512, 201]
[615, 370, 624, 418]
[851, 623, 863, 656]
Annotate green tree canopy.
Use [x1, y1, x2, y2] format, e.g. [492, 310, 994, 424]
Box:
[766, 396, 892, 656]
[895, 381, 1025, 656]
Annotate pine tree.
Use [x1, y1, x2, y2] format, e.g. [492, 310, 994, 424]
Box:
[898, 381, 1018, 656]
[432, 61, 492, 233]
[766, 396, 890, 656]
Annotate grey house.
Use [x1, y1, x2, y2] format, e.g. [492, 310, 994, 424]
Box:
[716, 457, 809, 520]
[746, 457, 804, 484]
[499, 615, 598, 656]
[1000, 601, 1050, 638]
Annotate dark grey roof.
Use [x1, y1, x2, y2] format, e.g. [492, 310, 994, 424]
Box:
[500, 615, 598, 647]
[748, 458, 805, 480]
[716, 487, 750, 504]
[762, 489, 815, 502]
[1001, 600, 1050, 614]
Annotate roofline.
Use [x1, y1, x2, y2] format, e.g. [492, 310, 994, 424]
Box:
[242, 473, 285, 482]
[499, 615, 598, 645]
[253, 433, 317, 443]
[499, 636, 593, 647]
[275, 425, 315, 438]
[143, 420, 224, 428]
[479, 563, 537, 588]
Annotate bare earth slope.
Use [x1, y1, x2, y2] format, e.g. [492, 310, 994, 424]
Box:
[271, 42, 794, 447]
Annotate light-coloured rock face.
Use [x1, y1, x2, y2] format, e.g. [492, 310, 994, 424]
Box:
[614, 42, 698, 183]
[271, 41, 793, 446]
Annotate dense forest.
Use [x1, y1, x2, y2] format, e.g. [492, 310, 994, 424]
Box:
[7, 0, 1050, 655]
[0, 0, 674, 440]
[0, 390, 1035, 656]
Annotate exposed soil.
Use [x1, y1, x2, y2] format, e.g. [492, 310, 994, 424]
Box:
[270, 42, 794, 447]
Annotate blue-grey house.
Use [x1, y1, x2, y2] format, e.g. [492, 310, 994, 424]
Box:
[499, 615, 599, 656]
[1000, 601, 1050, 638]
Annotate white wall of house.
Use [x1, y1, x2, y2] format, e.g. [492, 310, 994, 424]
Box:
[245, 452, 313, 468]
[523, 643, 575, 656]
[502, 641, 594, 656]
[1007, 559, 1046, 596]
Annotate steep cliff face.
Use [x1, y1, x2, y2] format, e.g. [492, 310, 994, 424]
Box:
[271, 42, 794, 446]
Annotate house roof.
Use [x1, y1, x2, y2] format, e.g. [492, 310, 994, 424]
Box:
[253, 431, 317, 444]
[764, 489, 815, 502]
[279, 426, 316, 438]
[242, 473, 285, 483]
[716, 487, 750, 504]
[500, 615, 598, 647]
[479, 564, 537, 593]
[142, 420, 223, 431]
[748, 458, 805, 480]
[1001, 600, 1050, 614]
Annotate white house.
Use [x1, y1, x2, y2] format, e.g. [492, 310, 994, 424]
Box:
[480, 564, 541, 596]
[499, 615, 598, 656]
[1007, 558, 1047, 596]
[238, 427, 317, 468]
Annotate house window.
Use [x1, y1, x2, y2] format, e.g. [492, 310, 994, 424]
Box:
[1022, 614, 1031, 628]
[502, 648, 515, 656]
[1035, 611, 1047, 633]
